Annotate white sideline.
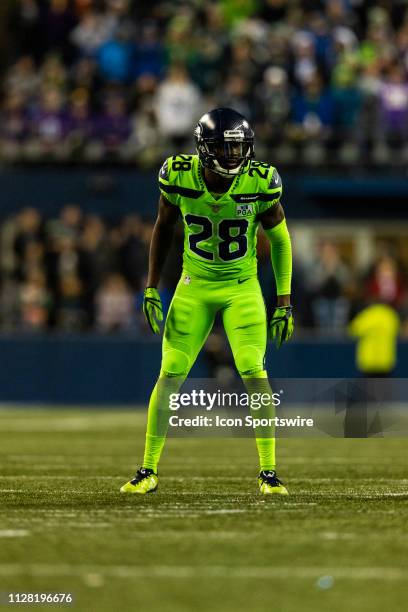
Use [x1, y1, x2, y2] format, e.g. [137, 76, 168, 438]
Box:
[0, 564, 406, 580]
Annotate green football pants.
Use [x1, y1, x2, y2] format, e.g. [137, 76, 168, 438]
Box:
[161, 272, 267, 378]
[143, 272, 276, 471]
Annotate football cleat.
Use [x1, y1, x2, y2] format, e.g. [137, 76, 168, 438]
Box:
[120, 468, 158, 494]
[258, 470, 289, 495]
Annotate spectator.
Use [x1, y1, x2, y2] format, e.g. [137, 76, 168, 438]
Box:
[254, 66, 290, 144]
[19, 269, 52, 331]
[70, 8, 116, 58]
[39, 55, 68, 92]
[155, 63, 202, 150]
[79, 215, 114, 324]
[56, 272, 86, 330]
[0, 92, 30, 161]
[349, 302, 400, 377]
[217, 73, 252, 121]
[93, 93, 131, 159]
[292, 73, 334, 138]
[97, 23, 135, 83]
[65, 89, 93, 156]
[377, 65, 408, 149]
[118, 215, 148, 290]
[70, 57, 100, 91]
[134, 21, 165, 80]
[26, 88, 69, 159]
[290, 72, 334, 164]
[95, 273, 134, 331]
[4, 56, 40, 100]
[19, 240, 45, 283]
[46, 204, 83, 242]
[13, 208, 43, 278]
[306, 241, 351, 331]
[291, 31, 321, 89]
[225, 36, 259, 84]
[331, 69, 362, 146]
[365, 256, 406, 309]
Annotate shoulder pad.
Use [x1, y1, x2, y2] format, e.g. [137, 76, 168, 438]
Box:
[268, 168, 282, 191]
[159, 159, 169, 181]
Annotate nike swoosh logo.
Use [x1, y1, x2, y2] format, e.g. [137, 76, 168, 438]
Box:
[238, 278, 250, 284]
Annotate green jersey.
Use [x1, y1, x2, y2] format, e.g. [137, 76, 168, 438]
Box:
[158, 154, 282, 280]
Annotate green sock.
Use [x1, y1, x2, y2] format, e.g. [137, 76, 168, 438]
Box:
[242, 373, 276, 472]
[256, 437, 276, 471]
[142, 376, 184, 472]
[143, 433, 166, 472]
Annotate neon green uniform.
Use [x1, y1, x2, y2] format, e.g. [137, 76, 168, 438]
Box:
[143, 154, 289, 474]
[159, 154, 282, 281]
[158, 154, 282, 378]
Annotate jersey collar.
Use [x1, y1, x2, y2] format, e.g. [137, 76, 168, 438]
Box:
[197, 160, 241, 203]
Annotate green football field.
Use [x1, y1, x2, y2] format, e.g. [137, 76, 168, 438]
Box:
[0, 408, 407, 612]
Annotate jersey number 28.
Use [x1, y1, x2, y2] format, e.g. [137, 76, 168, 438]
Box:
[185, 214, 248, 261]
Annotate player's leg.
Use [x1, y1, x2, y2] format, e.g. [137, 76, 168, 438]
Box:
[143, 282, 216, 471]
[221, 279, 274, 468]
[222, 278, 288, 495]
[121, 277, 216, 493]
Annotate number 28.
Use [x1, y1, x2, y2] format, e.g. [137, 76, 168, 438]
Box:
[185, 214, 248, 261]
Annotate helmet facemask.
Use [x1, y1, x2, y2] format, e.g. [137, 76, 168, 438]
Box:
[196, 131, 254, 177]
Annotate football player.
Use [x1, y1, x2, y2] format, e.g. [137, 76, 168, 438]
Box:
[121, 108, 293, 495]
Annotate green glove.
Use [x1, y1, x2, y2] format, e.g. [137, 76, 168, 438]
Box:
[269, 306, 294, 348]
[143, 287, 163, 334]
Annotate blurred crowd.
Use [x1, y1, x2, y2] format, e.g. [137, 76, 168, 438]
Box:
[1, 204, 407, 336]
[0, 205, 152, 332]
[2, 0, 408, 167]
[260, 230, 408, 333]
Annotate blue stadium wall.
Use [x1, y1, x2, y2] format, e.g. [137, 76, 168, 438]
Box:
[1, 167, 408, 220]
[0, 335, 407, 404]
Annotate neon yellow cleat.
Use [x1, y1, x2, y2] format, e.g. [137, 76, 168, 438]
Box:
[120, 468, 158, 494]
[258, 470, 289, 495]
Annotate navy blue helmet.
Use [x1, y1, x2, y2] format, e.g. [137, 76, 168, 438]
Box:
[194, 108, 255, 177]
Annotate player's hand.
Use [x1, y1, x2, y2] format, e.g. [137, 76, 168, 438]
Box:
[143, 287, 163, 334]
[269, 306, 294, 348]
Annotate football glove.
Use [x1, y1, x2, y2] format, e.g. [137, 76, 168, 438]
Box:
[269, 305, 294, 349]
[143, 287, 163, 334]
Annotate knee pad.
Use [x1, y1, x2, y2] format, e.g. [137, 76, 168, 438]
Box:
[161, 348, 191, 377]
[234, 346, 265, 377]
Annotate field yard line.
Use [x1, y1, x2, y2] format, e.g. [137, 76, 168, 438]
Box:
[1, 475, 408, 484]
[0, 564, 406, 581]
[0, 530, 29, 537]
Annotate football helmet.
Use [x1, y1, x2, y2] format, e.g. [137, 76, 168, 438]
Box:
[194, 108, 254, 177]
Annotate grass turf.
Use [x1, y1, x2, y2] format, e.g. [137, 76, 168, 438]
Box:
[0, 407, 407, 612]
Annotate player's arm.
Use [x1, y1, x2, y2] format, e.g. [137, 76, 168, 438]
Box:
[258, 202, 294, 347]
[147, 194, 180, 287]
[143, 194, 180, 334]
